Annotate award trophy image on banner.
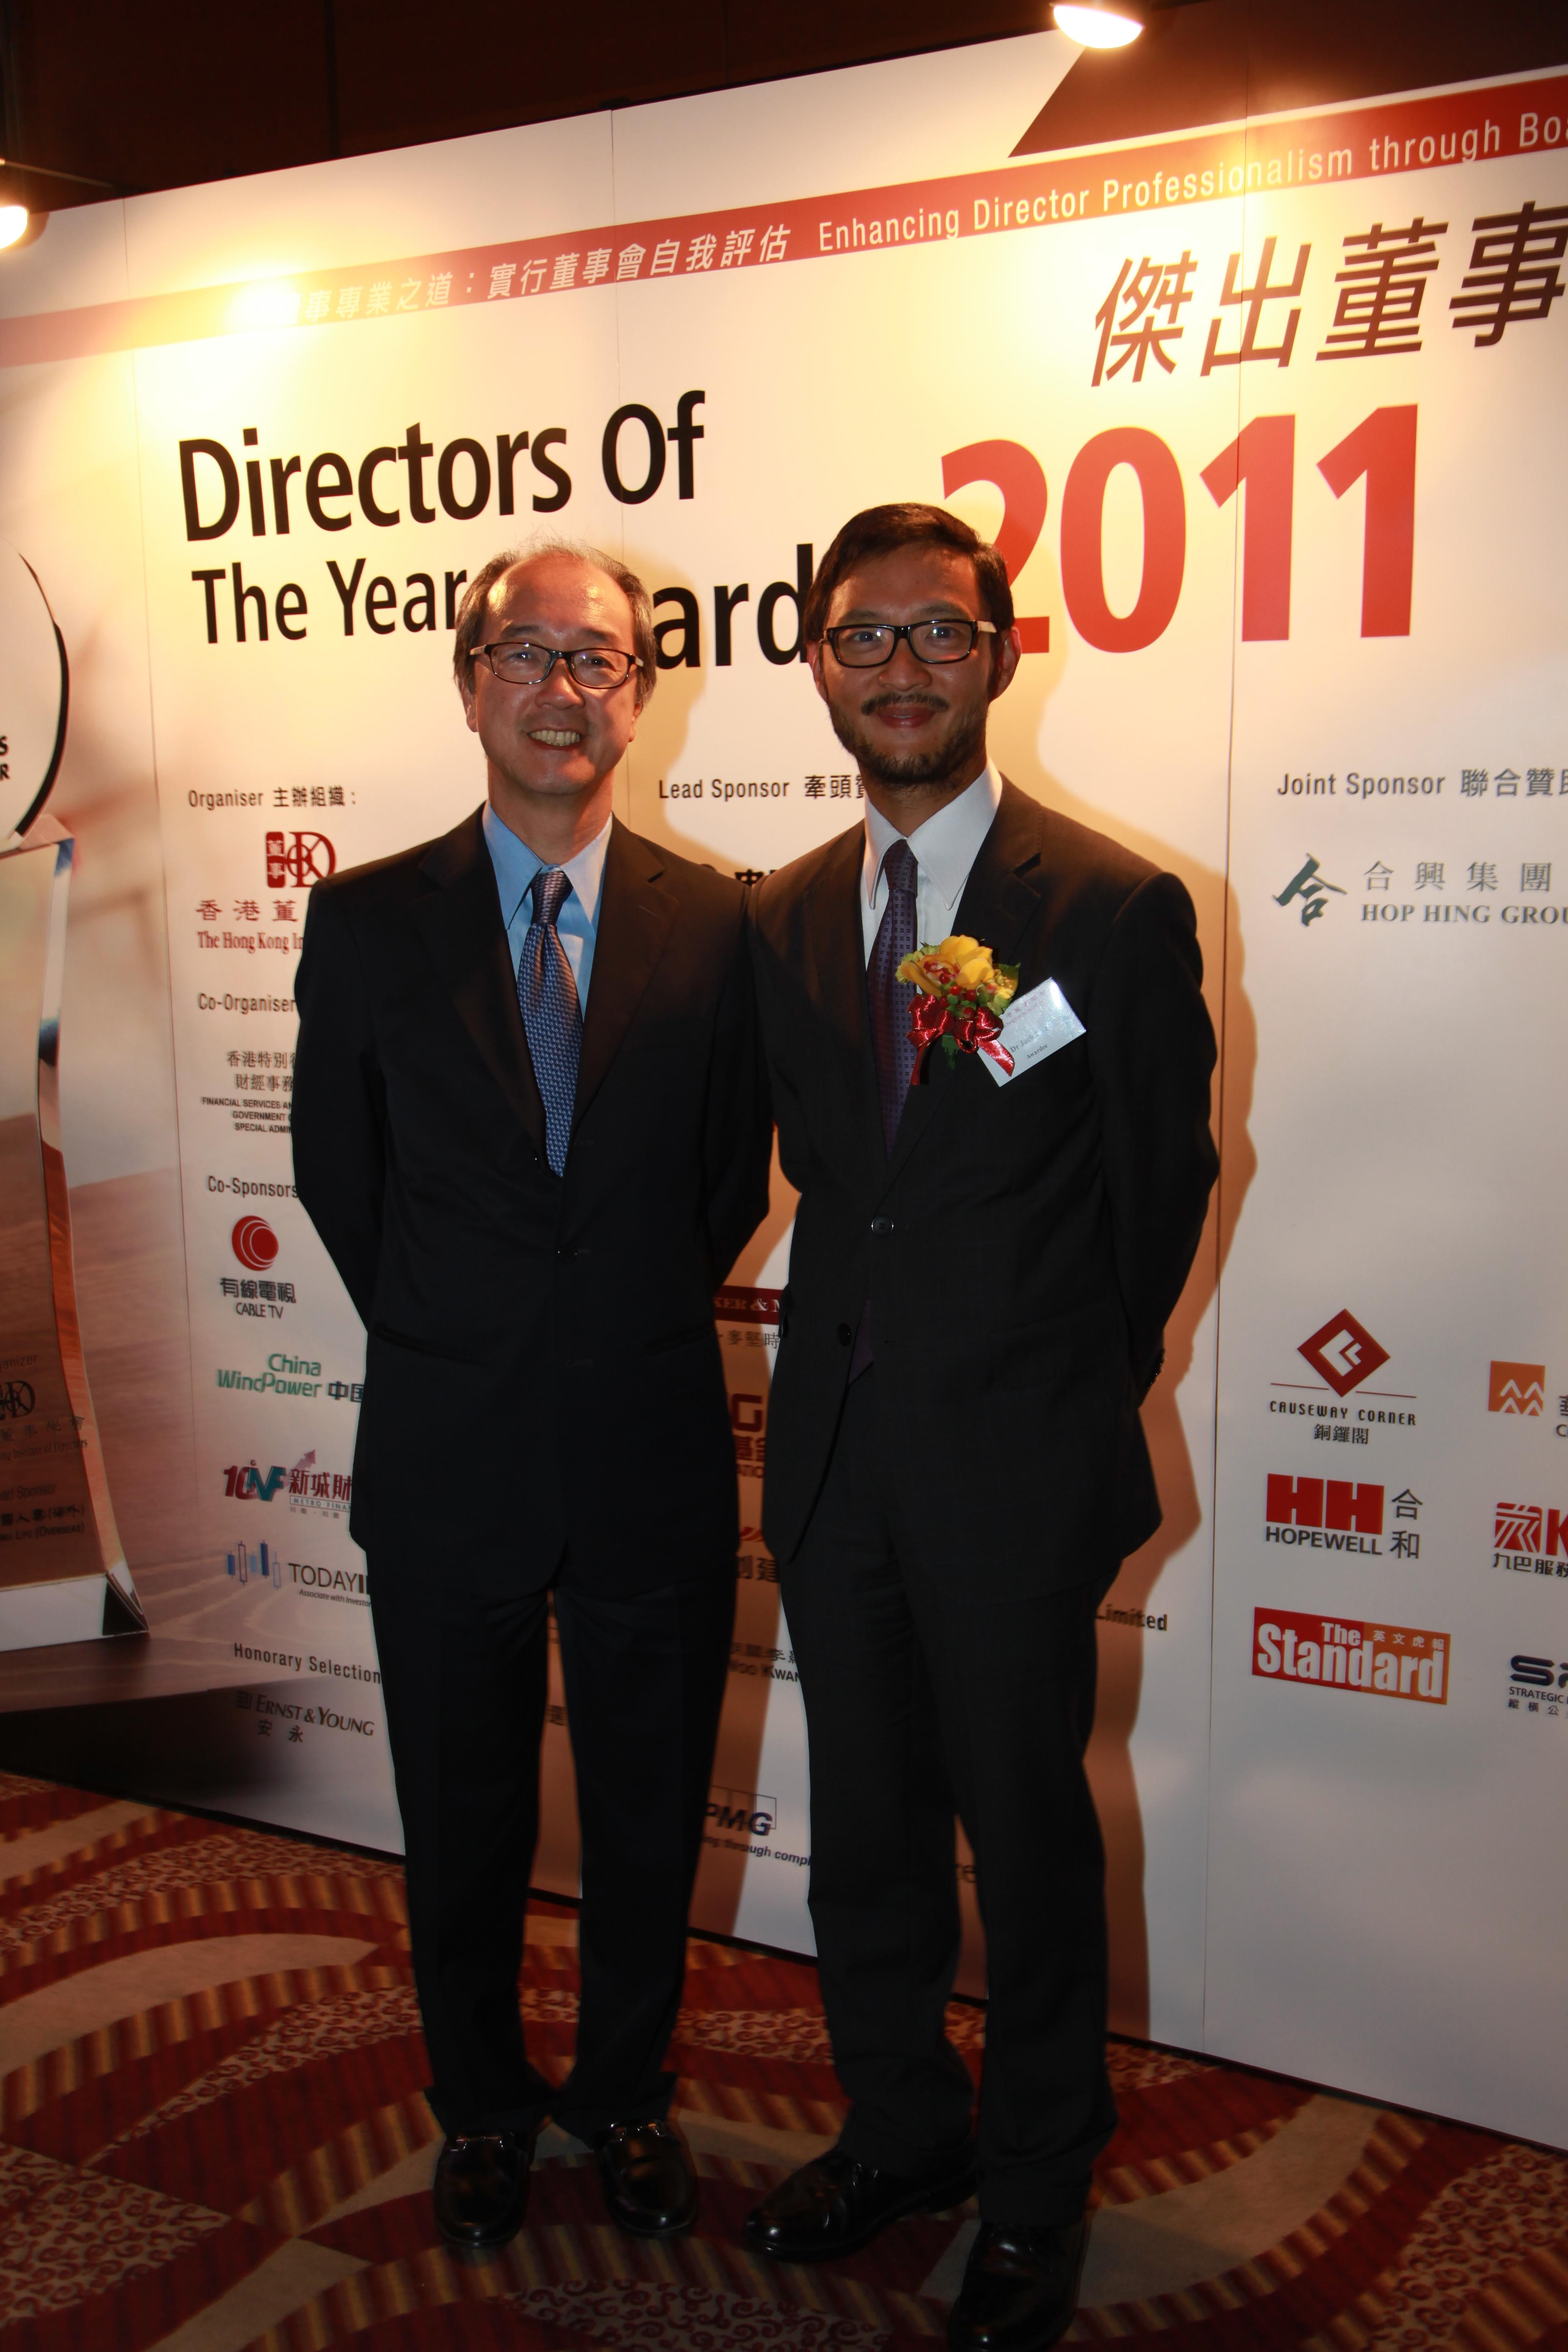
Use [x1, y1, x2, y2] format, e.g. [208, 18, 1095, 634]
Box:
[0, 541, 145, 1651]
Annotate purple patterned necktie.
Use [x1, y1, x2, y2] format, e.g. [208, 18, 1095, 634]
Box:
[867, 837, 921, 1153]
[517, 867, 583, 1177]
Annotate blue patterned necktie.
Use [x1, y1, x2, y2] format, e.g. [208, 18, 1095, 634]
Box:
[517, 867, 583, 1177]
[867, 837, 921, 1153]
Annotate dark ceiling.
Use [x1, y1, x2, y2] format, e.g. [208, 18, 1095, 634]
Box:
[0, 0, 1051, 215]
[0, 1, 1558, 220]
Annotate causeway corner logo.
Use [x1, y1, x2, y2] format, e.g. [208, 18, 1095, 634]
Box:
[1274, 854, 1346, 927]
[1264, 1474, 1386, 1553]
[1254, 1608, 1449, 1704]
[1299, 1309, 1390, 1398]
[1489, 1360, 1546, 1416]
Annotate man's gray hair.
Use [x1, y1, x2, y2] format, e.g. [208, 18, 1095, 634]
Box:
[452, 535, 658, 708]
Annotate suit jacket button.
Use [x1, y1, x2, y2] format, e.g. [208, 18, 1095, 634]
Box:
[870, 1215, 893, 1235]
[836, 1323, 852, 1346]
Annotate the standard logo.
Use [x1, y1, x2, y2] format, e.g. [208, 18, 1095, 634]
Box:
[1264, 1475, 1384, 1552]
[1253, 1608, 1449, 1704]
[1492, 1502, 1568, 1581]
[232, 1214, 279, 1270]
[265, 829, 335, 889]
[1489, 1360, 1546, 1416]
[1506, 1654, 1568, 1719]
[1298, 1309, 1390, 1398]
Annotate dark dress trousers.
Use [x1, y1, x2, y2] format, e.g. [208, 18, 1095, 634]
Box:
[750, 780, 1218, 2222]
[292, 806, 770, 2139]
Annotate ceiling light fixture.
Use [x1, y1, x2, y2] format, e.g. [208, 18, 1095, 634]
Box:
[0, 205, 27, 250]
[1052, 2, 1146, 48]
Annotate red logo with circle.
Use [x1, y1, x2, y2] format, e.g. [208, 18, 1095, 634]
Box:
[232, 1215, 279, 1271]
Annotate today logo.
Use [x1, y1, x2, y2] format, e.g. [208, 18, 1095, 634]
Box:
[1253, 1607, 1449, 1704]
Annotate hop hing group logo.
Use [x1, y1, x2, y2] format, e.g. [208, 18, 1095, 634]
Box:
[1253, 1608, 1449, 1703]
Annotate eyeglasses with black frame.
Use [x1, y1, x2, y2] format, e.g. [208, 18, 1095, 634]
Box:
[474, 641, 641, 689]
[820, 619, 997, 668]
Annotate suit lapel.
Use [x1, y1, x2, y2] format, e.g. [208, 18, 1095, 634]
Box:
[416, 808, 547, 1156]
[801, 827, 885, 1177]
[573, 819, 677, 1122]
[881, 780, 1046, 1188]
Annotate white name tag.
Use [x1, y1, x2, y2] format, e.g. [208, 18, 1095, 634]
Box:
[983, 977, 1086, 1086]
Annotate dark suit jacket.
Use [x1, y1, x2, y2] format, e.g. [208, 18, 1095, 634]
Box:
[291, 806, 771, 1594]
[750, 780, 1218, 1591]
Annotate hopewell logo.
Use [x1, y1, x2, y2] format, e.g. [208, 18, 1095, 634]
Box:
[1298, 1309, 1390, 1398]
[1265, 1475, 1383, 1551]
[1253, 1608, 1448, 1704]
[232, 1215, 279, 1271]
[1489, 1361, 1546, 1416]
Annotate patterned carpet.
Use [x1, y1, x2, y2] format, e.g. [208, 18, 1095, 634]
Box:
[1, 1772, 1565, 2352]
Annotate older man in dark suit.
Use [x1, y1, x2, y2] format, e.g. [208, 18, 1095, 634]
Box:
[743, 505, 1218, 2352]
[292, 537, 769, 2255]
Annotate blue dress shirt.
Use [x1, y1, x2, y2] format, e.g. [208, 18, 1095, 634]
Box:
[482, 799, 611, 1010]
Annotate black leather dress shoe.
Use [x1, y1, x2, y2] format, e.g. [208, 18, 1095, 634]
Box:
[431, 2128, 534, 2251]
[592, 2118, 698, 2237]
[948, 2218, 1090, 2351]
[743, 2144, 977, 2262]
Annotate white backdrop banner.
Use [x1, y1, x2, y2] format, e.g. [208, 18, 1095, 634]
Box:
[0, 29, 1563, 2139]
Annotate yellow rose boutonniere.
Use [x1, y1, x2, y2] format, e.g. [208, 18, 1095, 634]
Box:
[895, 939, 1021, 1078]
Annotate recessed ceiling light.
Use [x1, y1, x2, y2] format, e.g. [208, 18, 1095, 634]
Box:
[1053, 3, 1145, 48]
[0, 205, 29, 252]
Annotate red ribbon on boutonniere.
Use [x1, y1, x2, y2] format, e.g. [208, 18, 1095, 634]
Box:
[899, 936, 1020, 1081]
[955, 1004, 1015, 1076]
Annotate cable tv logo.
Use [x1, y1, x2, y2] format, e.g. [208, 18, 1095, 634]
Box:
[1298, 1310, 1390, 1398]
[1264, 1475, 1384, 1553]
[232, 1215, 279, 1270]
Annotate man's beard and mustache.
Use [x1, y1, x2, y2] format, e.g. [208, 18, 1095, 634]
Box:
[825, 687, 987, 792]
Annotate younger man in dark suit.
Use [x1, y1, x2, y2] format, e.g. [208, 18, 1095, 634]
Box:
[743, 506, 1217, 2352]
[292, 538, 769, 2254]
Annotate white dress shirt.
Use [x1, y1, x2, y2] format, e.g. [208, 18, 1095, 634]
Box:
[859, 762, 1004, 965]
[482, 799, 612, 1009]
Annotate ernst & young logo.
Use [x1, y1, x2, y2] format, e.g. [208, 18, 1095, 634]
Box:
[1265, 1474, 1384, 1552]
[1253, 1609, 1449, 1704]
[1489, 1360, 1546, 1415]
[1492, 1502, 1568, 1582]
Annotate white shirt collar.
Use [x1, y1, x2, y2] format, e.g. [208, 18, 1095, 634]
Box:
[861, 761, 1004, 918]
[482, 799, 612, 933]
